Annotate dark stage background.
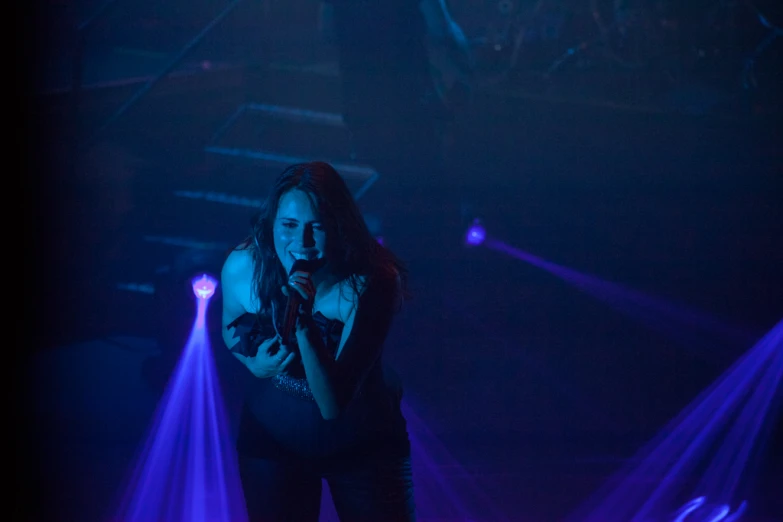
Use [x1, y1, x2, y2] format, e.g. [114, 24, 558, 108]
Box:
[20, 0, 783, 521]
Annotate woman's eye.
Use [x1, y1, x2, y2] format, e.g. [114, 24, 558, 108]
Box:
[283, 223, 297, 229]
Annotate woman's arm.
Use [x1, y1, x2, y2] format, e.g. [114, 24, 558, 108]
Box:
[221, 249, 253, 355]
[220, 249, 253, 355]
[296, 274, 401, 420]
[221, 248, 295, 377]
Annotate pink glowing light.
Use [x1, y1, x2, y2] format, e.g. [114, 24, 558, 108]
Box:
[192, 274, 217, 300]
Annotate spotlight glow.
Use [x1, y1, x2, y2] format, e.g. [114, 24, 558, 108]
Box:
[567, 319, 782, 522]
[673, 497, 706, 522]
[480, 236, 781, 522]
[114, 277, 248, 522]
[673, 497, 747, 522]
[465, 219, 486, 246]
[193, 274, 217, 300]
[483, 238, 756, 351]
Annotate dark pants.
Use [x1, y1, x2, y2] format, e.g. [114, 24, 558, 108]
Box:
[238, 452, 416, 522]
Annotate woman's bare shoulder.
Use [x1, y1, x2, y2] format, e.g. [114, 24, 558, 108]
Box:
[221, 245, 258, 316]
[222, 244, 254, 280]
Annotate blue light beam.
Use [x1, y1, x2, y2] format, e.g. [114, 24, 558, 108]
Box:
[568, 319, 782, 522]
[480, 236, 782, 521]
[113, 274, 247, 522]
[484, 238, 757, 352]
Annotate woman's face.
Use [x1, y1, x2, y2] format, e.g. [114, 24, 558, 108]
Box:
[273, 189, 328, 274]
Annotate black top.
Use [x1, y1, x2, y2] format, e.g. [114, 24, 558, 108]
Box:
[230, 312, 410, 463]
[227, 310, 345, 379]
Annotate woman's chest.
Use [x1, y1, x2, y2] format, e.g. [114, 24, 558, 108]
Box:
[312, 280, 357, 323]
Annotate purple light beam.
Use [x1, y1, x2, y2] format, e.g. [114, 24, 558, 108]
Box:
[568, 319, 782, 522]
[401, 399, 511, 522]
[484, 238, 757, 351]
[479, 236, 781, 521]
[113, 274, 247, 522]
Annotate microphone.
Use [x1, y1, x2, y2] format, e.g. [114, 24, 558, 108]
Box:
[279, 258, 319, 346]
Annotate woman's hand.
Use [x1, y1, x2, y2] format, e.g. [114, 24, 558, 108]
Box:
[234, 335, 295, 379]
[287, 269, 316, 307]
[283, 271, 318, 335]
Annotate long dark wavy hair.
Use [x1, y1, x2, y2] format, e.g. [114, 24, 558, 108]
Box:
[239, 161, 409, 320]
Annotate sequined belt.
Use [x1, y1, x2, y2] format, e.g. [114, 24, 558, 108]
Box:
[271, 374, 367, 402]
[272, 374, 315, 401]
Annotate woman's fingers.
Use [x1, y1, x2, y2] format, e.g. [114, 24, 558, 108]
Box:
[279, 352, 296, 371]
[290, 273, 314, 289]
[289, 275, 313, 289]
[260, 335, 281, 351]
[288, 280, 312, 300]
[286, 271, 316, 303]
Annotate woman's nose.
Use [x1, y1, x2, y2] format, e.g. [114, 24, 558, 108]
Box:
[297, 225, 315, 247]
